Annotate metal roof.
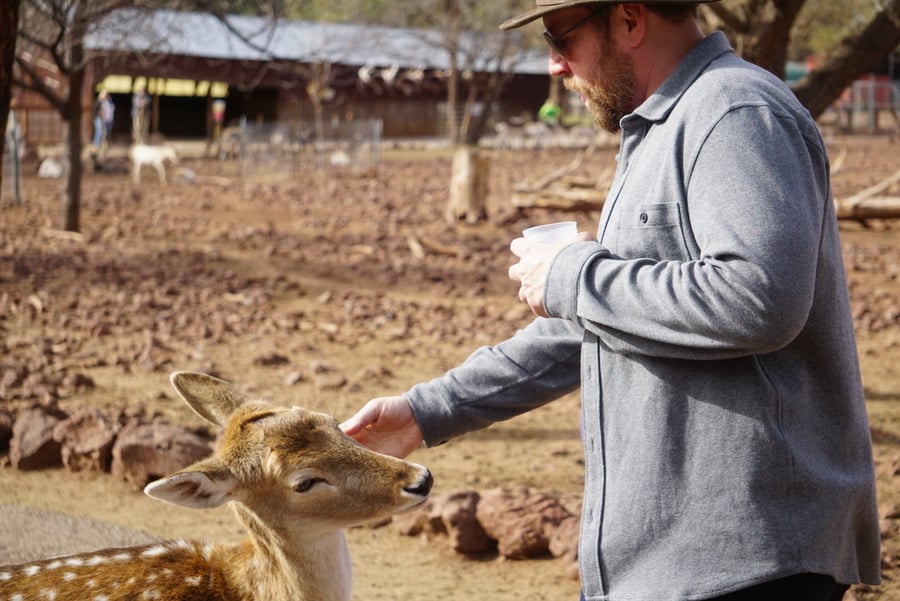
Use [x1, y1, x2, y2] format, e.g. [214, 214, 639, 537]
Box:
[87, 10, 549, 76]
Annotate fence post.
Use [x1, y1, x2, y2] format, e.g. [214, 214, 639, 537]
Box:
[3, 110, 23, 206]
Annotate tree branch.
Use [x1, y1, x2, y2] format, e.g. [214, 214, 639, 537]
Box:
[702, 2, 749, 33]
[13, 55, 66, 112]
[792, 0, 900, 118]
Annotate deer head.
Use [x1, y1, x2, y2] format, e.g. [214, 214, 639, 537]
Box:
[0, 372, 433, 601]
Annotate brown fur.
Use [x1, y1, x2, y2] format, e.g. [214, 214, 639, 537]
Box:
[0, 372, 432, 601]
[0, 541, 236, 600]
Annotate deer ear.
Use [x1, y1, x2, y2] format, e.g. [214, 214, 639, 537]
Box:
[144, 460, 236, 509]
[170, 371, 248, 427]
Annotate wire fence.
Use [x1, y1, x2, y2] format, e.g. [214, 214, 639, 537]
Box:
[831, 77, 900, 133]
[216, 117, 383, 180]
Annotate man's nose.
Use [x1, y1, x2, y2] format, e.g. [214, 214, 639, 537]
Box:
[548, 51, 571, 77]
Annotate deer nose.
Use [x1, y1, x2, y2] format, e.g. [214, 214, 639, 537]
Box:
[404, 468, 433, 497]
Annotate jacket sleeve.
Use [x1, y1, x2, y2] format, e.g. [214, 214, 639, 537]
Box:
[405, 316, 583, 446]
[544, 105, 830, 360]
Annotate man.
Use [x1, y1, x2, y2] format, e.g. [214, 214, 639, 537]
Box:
[131, 84, 151, 144]
[539, 97, 562, 126]
[93, 90, 115, 150]
[342, 2, 881, 599]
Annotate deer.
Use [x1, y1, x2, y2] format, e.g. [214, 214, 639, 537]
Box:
[0, 371, 433, 601]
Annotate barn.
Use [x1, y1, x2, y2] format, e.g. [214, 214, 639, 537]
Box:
[14, 9, 552, 147]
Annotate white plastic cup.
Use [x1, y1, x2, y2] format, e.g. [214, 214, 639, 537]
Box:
[522, 221, 578, 243]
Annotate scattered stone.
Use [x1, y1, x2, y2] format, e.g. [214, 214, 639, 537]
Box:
[0, 410, 13, 454]
[548, 514, 580, 562]
[393, 489, 493, 555]
[308, 360, 347, 390]
[9, 405, 69, 470]
[53, 408, 123, 472]
[58, 372, 96, 397]
[314, 371, 347, 390]
[284, 370, 307, 386]
[253, 353, 290, 367]
[476, 488, 573, 559]
[111, 421, 213, 491]
[395, 487, 578, 561]
[434, 490, 493, 555]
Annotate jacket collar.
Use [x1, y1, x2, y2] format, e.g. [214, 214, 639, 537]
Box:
[625, 31, 733, 127]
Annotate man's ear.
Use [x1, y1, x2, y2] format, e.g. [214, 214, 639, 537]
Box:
[618, 3, 647, 46]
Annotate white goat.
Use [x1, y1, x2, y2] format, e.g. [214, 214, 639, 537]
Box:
[129, 143, 178, 185]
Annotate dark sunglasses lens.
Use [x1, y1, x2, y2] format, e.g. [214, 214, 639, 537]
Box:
[543, 31, 564, 56]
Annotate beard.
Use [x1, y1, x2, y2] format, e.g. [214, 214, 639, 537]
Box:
[563, 38, 635, 133]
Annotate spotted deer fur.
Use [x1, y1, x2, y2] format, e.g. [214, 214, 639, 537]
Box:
[0, 372, 432, 601]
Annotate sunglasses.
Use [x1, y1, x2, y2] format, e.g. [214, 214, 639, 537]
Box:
[542, 7, 607, 58]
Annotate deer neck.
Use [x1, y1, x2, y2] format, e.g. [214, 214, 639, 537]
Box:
[290, 530, 353, 601]
[230, 503, 352, 601]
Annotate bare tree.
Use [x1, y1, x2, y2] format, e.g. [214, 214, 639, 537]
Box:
[17, 0, 88, 230]
[15, 1, 150, 231]
[351, 0, 531, 145]
[703, 0, 806, 77]
[13, 0, 284, 232]
[703, 0, 900, 119]
[793, 0, 900, 118]
[0, 0, 21, 195]
[355, 0, 534, 223]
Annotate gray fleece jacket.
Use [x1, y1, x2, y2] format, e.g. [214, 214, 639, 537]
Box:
[406, 32, 881, 600]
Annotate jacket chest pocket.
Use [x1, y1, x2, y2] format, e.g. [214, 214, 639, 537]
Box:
[612, 202, 690, 261]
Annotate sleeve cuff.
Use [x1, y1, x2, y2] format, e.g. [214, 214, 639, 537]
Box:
[544, 241, 604, 321]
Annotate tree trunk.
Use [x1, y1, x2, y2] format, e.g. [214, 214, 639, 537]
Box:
[445, 145, 489, 224]
[793, 0, 900, 119]
[704, 0, 805, 79]
[0, 0, 20, 193]
[62, 57, 85, 232]
[739, 0, 805, 79]
[463, 69, 511, 146]
[705, 0, 900, 119]
[446, 61, 460, 145]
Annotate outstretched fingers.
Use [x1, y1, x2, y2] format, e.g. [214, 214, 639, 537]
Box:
[341, 396, 424, 458]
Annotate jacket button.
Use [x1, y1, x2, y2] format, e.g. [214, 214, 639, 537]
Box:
[639, 212, 649, 224]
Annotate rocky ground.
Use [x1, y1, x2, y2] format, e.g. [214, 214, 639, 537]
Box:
[0, 133, 898, 600]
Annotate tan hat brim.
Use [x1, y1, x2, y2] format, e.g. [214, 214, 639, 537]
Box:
[499, 0, 603, 31]
[499, 0, 721, 31]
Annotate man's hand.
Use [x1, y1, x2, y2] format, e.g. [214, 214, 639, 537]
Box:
[509, 233, 591, 317]
[340, 396, 424, 458]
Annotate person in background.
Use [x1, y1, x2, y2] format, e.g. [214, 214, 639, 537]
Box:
[131, 84, 150, 144]
[538, 97, 562, 126]
[93, 90, 106, 148]
[341, 1, 881, 600]
[93, 90, 115, 151]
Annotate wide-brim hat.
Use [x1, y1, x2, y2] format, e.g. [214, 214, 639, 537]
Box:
[500, 0, 721, 31]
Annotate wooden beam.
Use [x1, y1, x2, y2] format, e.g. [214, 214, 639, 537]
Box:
[835, 196, 900, 220]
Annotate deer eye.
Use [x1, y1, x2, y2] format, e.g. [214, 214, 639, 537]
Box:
[293, 477, 325, 493]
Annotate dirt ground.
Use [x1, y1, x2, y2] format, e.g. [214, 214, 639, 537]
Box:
[1, 133, 898, 600]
